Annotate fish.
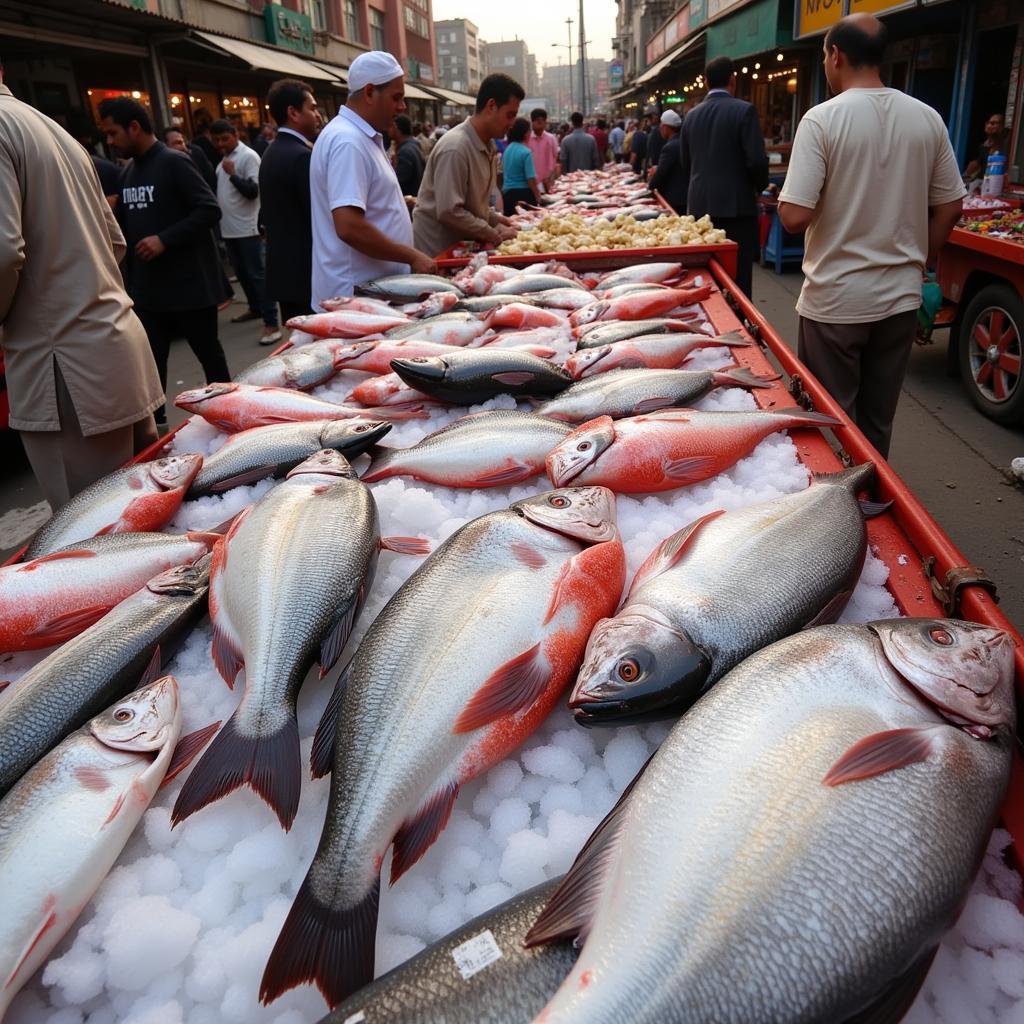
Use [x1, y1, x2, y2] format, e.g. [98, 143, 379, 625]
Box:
[489, 274, 589, 295]
[526, 618, 1016, 1024]
[573, 318, 712, 349]
[0, 675, 215, 1019]
[319, 296, 408, 317]
[547, 408, 841, 492]
[0, 557, 212, 800]
[570, 463, 880, 725]
[454, 294, 540, 313]
[0, 531, 218, 654]
[24, 454, 204, 561]
[596, 262, 686, 289]
[259, 486, 625, 1008]
[568, 284, 714, 327]
[320, 880, 576, 1024]
[174, 382, 424, 432]
[565, 330, 750, 377]
[357, 274, 464, 301]
[534, 367, 776, 423]
[484, 303, 569, 330]
[410, 292, 460, 318]
[186, 419, 392, 498]
[332, 340, 479, 376]
[471, 325, 568, 353]
[285, 310, 409, 338]
[362, 410, 574, 487]
[383, 312, 494, 346]
[172, 450, 427, 830]
[233, 345, 341, 390]
[525, 289, 601, 311]
[391, 349, 574, 406]
[347, 373, 438, 409]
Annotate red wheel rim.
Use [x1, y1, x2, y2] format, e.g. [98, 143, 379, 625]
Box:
[968, 305, 1022, 404]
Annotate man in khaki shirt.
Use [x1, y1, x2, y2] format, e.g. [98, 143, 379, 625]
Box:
[413, 74, 524, 256]
[0, 67, 162, 509]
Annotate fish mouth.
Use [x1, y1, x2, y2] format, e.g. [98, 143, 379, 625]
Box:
[390, 357, 446, 383]
[548, 457, 585, 486]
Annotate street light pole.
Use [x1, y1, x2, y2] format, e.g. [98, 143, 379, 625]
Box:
[578, 0, 588, 116]
[566, 18, 574, 113]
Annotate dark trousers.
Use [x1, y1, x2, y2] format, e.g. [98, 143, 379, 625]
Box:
[797, 309, 918, 458]
[279, 300, 315, 326]
[136, 305, 231, 421]
[224, 235, 277, 327]
[713, 215, 759, 299]
[503, 188, 535, 215]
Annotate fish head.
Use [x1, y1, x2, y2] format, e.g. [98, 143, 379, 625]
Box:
[91, 674, 181, 755]
[566, 346, 613, 379]
[546, 417, 616, 486]
[869, 618, 1017, 736]
[390, 356, 449, 386]
[148, 453, 204, 492]
[569, 612, 712, 725]
[511, 486, 618, 544]
[331, 341, 378, 369]
[174, 382, 237, 409]
[287, 448, 356, 480]
[570, 302, 607, 327]
[146, 554, 212, 596]
[321, 419, 392, 453]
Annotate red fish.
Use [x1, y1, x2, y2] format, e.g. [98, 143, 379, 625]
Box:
[285, 311, 409, 338]
[484, 303, 568, 330]
[568, 284, 714, 327]
[347, 373, 438, 408]
[565, 330, 751, 378]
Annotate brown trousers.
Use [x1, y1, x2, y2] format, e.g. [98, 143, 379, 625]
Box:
[19, 363, 159, 511]
[797, 310, 918, 459]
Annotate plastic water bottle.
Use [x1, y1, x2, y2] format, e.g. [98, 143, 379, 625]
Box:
[981, 152, 1007, 197]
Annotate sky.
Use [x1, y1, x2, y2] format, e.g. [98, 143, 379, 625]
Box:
[431, 0, 618, 70]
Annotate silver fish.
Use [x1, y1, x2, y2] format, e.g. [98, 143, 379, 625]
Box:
[233, 346, 339, 390]
[597, 262, 685, 289]
[384, 312, 493, 346]
[571, 464, 876, 725]
[453, 294, 540, 313]
[575, 318, 710, 349]
[526, 288, 602, 310]
[358, 274, 464, 301]
[527, 618, 1015, 1024]
[490, 274, 590, 295]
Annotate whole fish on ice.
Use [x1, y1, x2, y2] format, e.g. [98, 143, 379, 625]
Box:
[329, 339, 557, 377]
[24, 454, 203, 560]
[574, 318, 712, 349]
[490, 274, 589, 295]
[357, 274, 464, 301]
[569, 285, 713, 327]
[565, 330, 750, 378]
[362, 410, 573, 487]
[546, 409, 841, 492]
[233, 345, 340, 390]
[595, 262, 686, 289]
[286, 310, 410, 338]
[485, 303, 569, 330]
[527, 618, 1015, 1024]
[347, 373, 437, 409]
[383, 312, 493, 346]
[260, 487, 625, 1008]
[571, 464, 878, 725]
[320, 295, 408, 317]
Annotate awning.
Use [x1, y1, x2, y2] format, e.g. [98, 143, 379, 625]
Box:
[403, 83, 440, 102]
[193, 30, 343, 84]
[424, 85, 477, 107]
[308, 60, 348, 85]
[634, 31, 706, 86]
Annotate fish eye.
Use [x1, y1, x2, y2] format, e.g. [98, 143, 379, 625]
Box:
[577, 441, 591, 452]
[549, 495, 570, 508]
[929, 627, 954, 646]
[354, 424, 369, 432]
[114, 708, 134, 722]
[617, 658, 640, 682]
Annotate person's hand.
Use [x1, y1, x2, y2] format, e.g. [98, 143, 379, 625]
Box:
[495, 225, 518, 243]
[495, 214, 514, 227]
[409, 250, 437, 275]
[404, 194, 417, 211]
[135, 235, 166, 262]
[221, 157, 236, 175]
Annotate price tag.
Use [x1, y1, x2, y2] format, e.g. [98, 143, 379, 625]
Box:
[451, 929, 503, 979]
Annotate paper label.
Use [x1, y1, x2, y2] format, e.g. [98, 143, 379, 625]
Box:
[451, 929, 503, 979]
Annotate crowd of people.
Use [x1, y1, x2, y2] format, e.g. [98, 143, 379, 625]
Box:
[0, 11, 972, 515]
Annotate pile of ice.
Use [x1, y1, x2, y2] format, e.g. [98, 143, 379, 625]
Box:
[7, 294, 1024, 1024]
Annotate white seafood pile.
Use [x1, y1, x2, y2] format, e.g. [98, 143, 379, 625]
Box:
[5, 289, 1023, 1024]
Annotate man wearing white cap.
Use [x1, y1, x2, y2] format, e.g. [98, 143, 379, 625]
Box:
[648, 109, 686, 214]
[309, 50, 436, 308]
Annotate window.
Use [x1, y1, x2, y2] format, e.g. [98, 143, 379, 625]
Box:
[403, 5, 428, 37]
[309, 0, 326, 32]
[344, 0, 360, 42]
[370, 7, 385, 50]
[503, 56, 515, 67]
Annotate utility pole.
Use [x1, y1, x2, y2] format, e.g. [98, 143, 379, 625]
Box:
[578, 0, 588, 116]
[567, 18, 574, 113]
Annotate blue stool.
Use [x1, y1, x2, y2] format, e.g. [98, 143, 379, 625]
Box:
[762, 211, 804, 274]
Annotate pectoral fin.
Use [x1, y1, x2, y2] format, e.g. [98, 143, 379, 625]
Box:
[628, 509, 725, 597]
[453, 642, 550, 734]
[823, 728, 935, 787]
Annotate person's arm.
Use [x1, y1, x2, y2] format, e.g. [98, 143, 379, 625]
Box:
[430, 148, 505, 244]
[777, 115, 825, 235]
[0, 142, 24, 323]
[524, 151, 543, 205]
[189, 144, 217, 193]
[101, 192, 127, 264]
[927, 198, 963, 267]
[588, 137, 601, 171]
[332, 207, 435, 273]
[678, 122, 692, 202]
[649, 140, 675, 195]
[221, 149, 259, 200]
[740, 104, 770, 193]
[395, 144, 417, 197]
[926, 125, 968, 267]
[141, 153, 220, 260]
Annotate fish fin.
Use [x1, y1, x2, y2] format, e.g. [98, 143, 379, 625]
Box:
[207, 465, 279, 492]
[859, 498, 894, 518]
[473, 460, 538, 486]
[310, 659, 354, 779]
[0, 681, 9, 694]
[380, 535, 431, 555]
[492, 371, 537, 386]
[319, 599, 358, 677]
[94, 523, 117, 535]
[802, 589, 855, 630]
[211, 621, 244, 689]
[161, 721, 222, 787]
[453, 642, 550, 734]
[632, 396, 676, 414]
[633, 409, 695, 423]
[717, 329, 753, 347]
[524, 346, 558, 359]
[661, 454, 719, 485]
[512, 542, 547, 570]
[841, 946, 939, 1024]
[4, 904, 59, 991]
[369, 405, 429, 421]
[524, 756, 651, 948]
[390, 780, 461, 884]
[715, 367, 780, 389]
[627, 510, 725, 597]
[260, 874, 380, 1009]
[24, 603, 113, 642]
[171, 711, 301, 830]
[822, 728, 934, 787]
[772, 407, 843, 428]
[18, 549, 97, 568]
[138, 645, 163, 689]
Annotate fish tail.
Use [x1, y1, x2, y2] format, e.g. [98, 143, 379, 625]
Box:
[260, 873, 380, 1008]
[358, 453, 394, 483]
[814, 461, 877, 494]
[776, 407, 843, 428]
[171, 709, 301, 830]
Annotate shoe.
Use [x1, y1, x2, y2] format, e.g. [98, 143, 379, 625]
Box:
[260, 327, 283, 346]
[231, 310, 261, 323]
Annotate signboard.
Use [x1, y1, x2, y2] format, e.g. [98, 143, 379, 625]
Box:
[706, 0, 749, 20]
[609, 61, 624, 89]
[847, 0, 916, 13]
[646, 4, 692, 65]
[795, 0, 844, 37]
[264, 2, 314, 55]
[690, 0, 707, 25]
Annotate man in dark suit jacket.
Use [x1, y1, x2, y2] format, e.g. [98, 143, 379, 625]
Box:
[679, 56, 769, 297]
[259, 79, 319, 323]
[649, 110, 685, 213]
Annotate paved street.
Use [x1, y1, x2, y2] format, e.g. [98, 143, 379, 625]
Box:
[2, 272, 1022, 631]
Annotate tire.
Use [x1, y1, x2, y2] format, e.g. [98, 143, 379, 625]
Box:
[957, 283, 1024, 426]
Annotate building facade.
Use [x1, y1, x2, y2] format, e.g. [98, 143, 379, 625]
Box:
[434, 17, 483, 94]
[484, 38, 532, 92]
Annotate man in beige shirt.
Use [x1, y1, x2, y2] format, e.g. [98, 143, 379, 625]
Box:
[0, 67, 162, 509]
[413, 74, 524, 256]
[778, 14, 963, 457]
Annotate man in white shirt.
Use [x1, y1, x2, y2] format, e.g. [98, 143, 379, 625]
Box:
[778, 14, 964, 457]
[310, 50, 436, 309]
[211, 119, 280, 344]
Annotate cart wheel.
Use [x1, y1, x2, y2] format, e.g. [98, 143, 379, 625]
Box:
[958, 283, 1024, 425]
